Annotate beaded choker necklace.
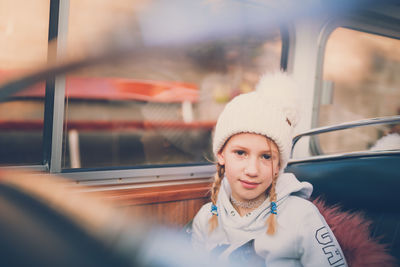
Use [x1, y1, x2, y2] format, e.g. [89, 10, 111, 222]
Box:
[230, 195, 266, 209]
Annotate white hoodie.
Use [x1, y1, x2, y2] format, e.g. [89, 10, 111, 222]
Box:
[191, 173, 348, 267]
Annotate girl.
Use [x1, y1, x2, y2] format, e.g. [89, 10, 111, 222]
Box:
[191, 72, 348, 266]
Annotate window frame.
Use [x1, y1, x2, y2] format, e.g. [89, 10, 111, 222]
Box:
[0, 0, 53, 170]
[0, 1, 289, 185]
[310, 11, 400, 156]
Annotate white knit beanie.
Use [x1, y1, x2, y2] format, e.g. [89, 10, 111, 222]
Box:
[212, 71, 300, 169]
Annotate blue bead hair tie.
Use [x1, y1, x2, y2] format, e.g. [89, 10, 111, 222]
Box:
[270, 202, 277, 215]
[211, 204, 218, 216]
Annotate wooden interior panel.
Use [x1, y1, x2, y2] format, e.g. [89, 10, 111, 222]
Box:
[97, 182, 211, 205]
[92, 182, 211, 227]
[122, 198, 209, 227]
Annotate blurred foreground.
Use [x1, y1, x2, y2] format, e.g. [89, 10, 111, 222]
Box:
[0, 169, 224, 267]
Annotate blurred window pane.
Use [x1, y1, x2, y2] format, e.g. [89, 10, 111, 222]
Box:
[317, 27, 400, 155]
[62, 0, 282, 169]
[0, 1, 49, 166]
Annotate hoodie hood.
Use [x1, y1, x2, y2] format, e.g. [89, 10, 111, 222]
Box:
[275, 172, 312, 200]
[216, 172, 312, 244]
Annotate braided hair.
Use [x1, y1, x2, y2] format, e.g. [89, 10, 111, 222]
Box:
[266, 138, 278, 235]
[208, 163, 224, 233]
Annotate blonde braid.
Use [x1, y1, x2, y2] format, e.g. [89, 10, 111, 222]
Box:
[266, 138, 278, 235]
[208, 163, 224, 234]
[266, 175, 278, 235]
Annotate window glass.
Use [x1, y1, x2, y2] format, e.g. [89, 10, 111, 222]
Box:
[318, 27, 400, 154]
[0, 1, 49, 166]
[62, 0, 282, 169]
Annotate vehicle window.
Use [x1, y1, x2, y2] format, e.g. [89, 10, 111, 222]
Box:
[317, 27, 400, 154]
[0, 1, 49, 166]
[62, 0, 282, 169]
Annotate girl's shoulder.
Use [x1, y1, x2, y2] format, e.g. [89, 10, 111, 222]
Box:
[199, 202, 213, 213]
[191, 202, 213, 240]
[193, 202, 213, 222]
[284, 195, 316, 208]
[281, 195, 322, 220]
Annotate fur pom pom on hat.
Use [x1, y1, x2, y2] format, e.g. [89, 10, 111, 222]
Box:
[212, 71, 301, 169]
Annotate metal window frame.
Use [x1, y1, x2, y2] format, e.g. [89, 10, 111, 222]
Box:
[289, 149, 400, 165]
[61, 164, 216, 185]
[53, 29, 289, 184]
[291, 115, 400, 161]
[42, 0, 59, 170]
[1, 3, 289, 185]
[311, 11, 400, 156]
[55, 25, 289, 184]
[280, 24, 292, 72]
[44, 0, 69, 173]
[0, 0, 59, 170]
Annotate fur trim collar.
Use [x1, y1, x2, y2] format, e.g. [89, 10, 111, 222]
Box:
[313, 198, 396, 267]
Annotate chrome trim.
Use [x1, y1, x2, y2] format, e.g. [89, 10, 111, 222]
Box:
[61, 164, 216, 184]
[291, 115, 400, 158]
[288, 149, 400, 164]
[0, 165, 48, 172]
[74, 177, 213, 191]
[49, 0, 70, 173]
[50, 75, 66, 173]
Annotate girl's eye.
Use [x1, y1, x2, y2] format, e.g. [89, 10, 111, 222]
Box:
[234, 150, 245, 156]
[262, 154, 271, 160]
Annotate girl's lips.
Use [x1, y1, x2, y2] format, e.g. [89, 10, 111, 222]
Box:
[239, 180, 260, 189]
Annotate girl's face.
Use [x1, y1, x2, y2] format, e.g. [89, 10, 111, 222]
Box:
[217, 133, 280, 203]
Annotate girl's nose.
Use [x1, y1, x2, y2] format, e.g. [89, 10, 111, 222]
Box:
[244, 157, 258, 177]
